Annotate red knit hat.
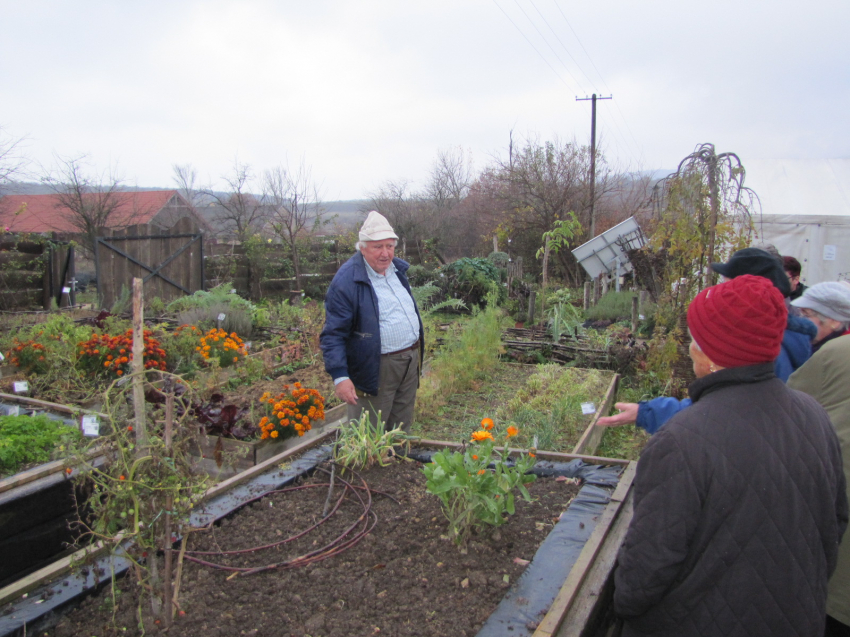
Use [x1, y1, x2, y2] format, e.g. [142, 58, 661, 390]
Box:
[687, 274, 787, 369]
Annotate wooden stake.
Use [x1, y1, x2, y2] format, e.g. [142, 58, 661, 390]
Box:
[631, 295, 639, 334]
[132, 278, 148, 453]
[163, 383, 174, 627]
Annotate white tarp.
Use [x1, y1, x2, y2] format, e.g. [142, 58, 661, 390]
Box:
[756, 214, 850, 285]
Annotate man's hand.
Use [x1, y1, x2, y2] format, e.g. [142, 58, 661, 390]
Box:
[334, 379, 359, 406]
[596, 402, 639, 427]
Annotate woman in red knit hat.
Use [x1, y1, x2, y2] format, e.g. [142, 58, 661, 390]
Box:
[614, 275, 847, 637]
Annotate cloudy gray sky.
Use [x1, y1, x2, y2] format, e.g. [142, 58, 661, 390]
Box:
[2, 0, 847, 200]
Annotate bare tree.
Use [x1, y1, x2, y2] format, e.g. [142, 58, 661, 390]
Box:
[424, 146, 474, 213]
[486, 136, 609, 284]
[363, 180, 427, 256]
[41, 154, 127, 256]
[171, 163, 204, 211]
[0, 127, 28, 193]
[264, 161, 325, 290]
[204, 161, 268, 242]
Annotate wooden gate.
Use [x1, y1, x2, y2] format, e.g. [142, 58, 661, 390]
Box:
[95, 217, 204, 309]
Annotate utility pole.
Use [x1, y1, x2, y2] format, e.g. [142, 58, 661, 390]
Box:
[576, 93, 612, 238]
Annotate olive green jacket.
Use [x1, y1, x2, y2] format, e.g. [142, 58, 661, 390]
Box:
[789, 334, 850, 626]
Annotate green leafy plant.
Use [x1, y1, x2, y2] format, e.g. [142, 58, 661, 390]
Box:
[422, 418, 536, 546]
[333, 411, 412, 470]
[0, 414, 82, 476]
[546, 301, 583, 342]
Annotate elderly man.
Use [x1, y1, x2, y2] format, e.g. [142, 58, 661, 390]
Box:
[320, 211, 424, 433]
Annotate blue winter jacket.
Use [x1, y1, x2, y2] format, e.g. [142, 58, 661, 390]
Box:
[320, 252, 424, 396]
[635, 315, 817, 435]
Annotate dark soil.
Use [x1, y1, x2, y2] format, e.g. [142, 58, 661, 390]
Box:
[48, 457, 580, 637]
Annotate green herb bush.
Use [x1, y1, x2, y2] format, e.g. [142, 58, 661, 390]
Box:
[423, 418, 536, 546]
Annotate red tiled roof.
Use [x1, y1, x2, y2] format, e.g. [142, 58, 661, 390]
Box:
[0, 190, 181, 234]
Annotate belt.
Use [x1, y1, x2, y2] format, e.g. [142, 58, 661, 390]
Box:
[383, 339, 420, 356]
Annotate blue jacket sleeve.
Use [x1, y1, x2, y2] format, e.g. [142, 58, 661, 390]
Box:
[636, 397, 692, 435]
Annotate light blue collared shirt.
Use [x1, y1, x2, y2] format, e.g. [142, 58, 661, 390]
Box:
[333, 259, 420, 386]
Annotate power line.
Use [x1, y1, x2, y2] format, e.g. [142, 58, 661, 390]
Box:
[491, 0, 578, 94]
[551, 1, 644, 162]
[511, 0, 587, 93]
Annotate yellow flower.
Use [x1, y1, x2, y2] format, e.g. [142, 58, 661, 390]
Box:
[481, 417, 494, 430]
[506, 426, 518, 437]
[471, 430, 494, 442]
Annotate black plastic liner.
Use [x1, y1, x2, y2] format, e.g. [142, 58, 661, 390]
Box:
[0, 446, 623, 637]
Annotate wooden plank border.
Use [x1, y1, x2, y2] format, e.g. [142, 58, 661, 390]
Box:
[572, 373, 620, 456]
[533, 461, 637, 637]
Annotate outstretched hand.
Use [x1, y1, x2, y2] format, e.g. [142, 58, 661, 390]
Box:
[596, 402, 639, 427]
[334, 379, 359, 406]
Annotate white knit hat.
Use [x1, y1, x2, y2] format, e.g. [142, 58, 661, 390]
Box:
[359, 211, 398, 242]
[791, 281, 850, 322]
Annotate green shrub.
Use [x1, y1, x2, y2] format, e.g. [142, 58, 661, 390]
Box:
[585, 291, 640, 321]
[487, 251, 509, 268]
[437, 257, 504, 307]
[167, 283, 258, 337]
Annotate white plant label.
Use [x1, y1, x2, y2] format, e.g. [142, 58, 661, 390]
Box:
[7, 405, 20, 416]
[230, 289, 237, 294]
[581, 401, 596, 415]
[824, 245, 837, 261]
[82, 415, 100, 437]
[62, 286, 71, 294]
[13, 381, 28, 394]
[0, 352, 4, 361]
[217, 313, 226, 321]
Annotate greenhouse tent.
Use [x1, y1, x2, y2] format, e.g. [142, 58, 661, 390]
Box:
[744, 159, 850, 285]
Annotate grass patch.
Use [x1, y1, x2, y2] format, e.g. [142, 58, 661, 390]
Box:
[495, 365, 613, 452]
[415, 303, 504, 414]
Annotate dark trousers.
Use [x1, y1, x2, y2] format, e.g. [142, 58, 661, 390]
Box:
[348, 348, 419, 433]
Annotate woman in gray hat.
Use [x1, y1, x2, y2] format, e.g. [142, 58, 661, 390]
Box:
[791, 282, 850, 352]
[788, 287, 850, 635]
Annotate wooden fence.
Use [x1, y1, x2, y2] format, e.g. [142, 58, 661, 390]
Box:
[95, 217, 204, 309]
[0, 235, 75, 311]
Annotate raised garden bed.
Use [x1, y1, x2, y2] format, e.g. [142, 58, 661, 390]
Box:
[0, 432, 635, 637]
[414, 364, 619, 457]
[0, 396, 108, 588]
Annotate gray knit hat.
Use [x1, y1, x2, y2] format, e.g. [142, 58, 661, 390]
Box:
[791, 281, 850, 321]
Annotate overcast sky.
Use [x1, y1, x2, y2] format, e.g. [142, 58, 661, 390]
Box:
[2, 0, 847, 200]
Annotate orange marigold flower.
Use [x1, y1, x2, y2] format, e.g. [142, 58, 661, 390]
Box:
[472, 454, 479, 460]
[528, 452, 536, 458]
[270, 430, 279, 438]
[506, 425, 518, 437]
[116, 370, 123, 375]
[481, 417, 494, 430]
[471, 430, 494, 442]
[477, 469, 486, 475]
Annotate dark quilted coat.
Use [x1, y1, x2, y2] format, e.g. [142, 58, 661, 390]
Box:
[614, 363, 848, 637]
